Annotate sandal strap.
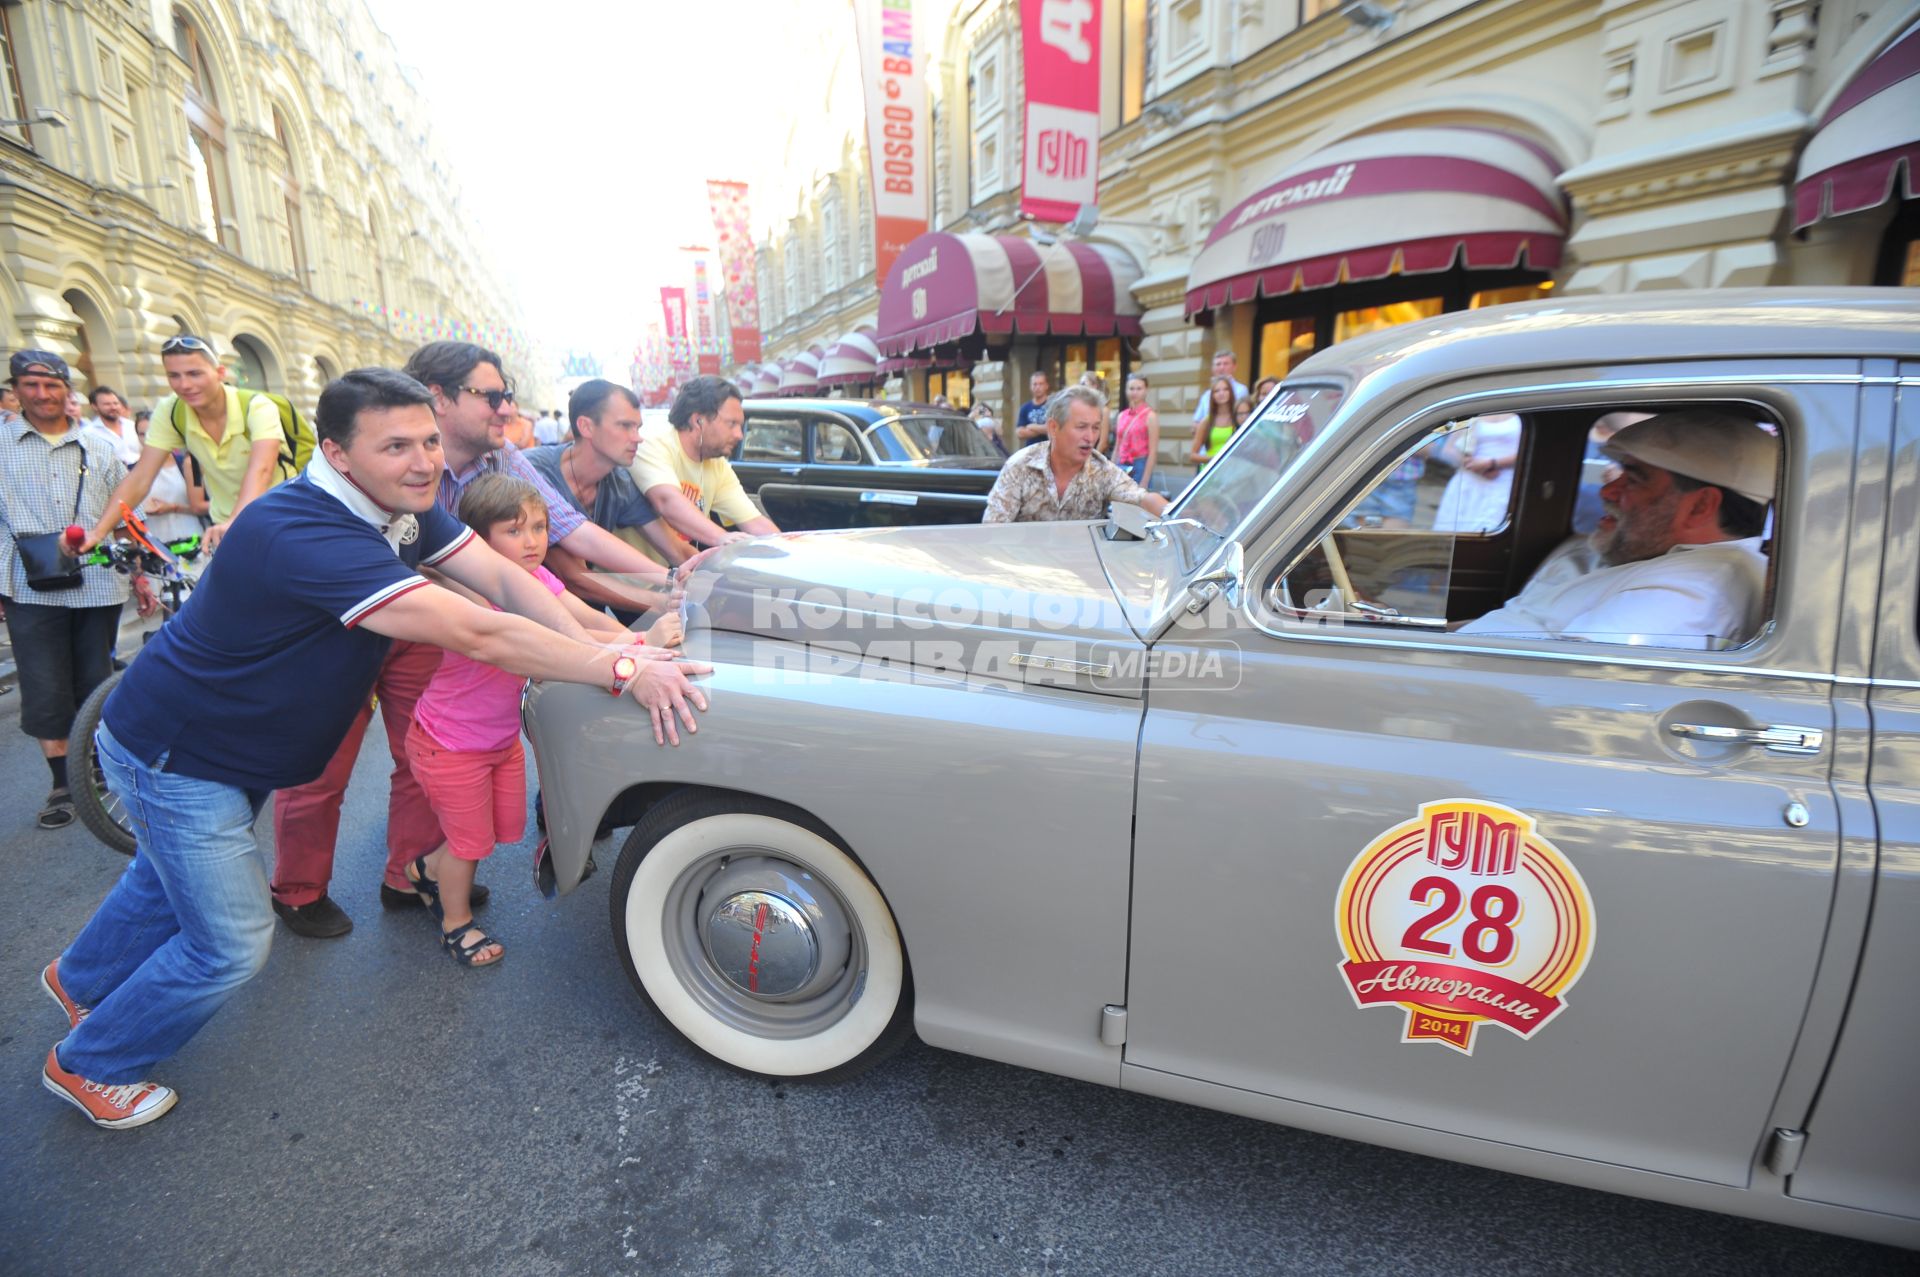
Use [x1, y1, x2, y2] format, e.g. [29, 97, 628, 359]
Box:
[442, 923, 501, 959]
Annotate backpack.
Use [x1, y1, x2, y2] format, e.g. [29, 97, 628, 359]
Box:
[169, 387, 315, 479]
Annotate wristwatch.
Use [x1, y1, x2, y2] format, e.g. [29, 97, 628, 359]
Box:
[608, 652, 640, 698]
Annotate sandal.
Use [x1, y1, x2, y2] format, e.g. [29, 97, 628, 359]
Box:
[441, 921, 503, 968]
[38, 788, 74, 831]
[404, 854, 444, 921]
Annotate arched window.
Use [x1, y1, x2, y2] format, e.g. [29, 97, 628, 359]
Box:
[365, 204, 389, 315]
[174, 11, 237, 252]
[820, 195, 841, 293]
[1, 3, 33, 148]
[230, 333, 277, 391]
[273, 108, 308, 281]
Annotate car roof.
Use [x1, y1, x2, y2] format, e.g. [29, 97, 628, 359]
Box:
[1297, 288, 1920, 395]
[742, 398, 960, 424]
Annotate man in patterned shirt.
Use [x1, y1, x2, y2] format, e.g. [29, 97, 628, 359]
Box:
[983, 386, 1170, 524]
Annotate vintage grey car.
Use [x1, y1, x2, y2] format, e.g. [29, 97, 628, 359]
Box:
[524, 289, 1920, 1247]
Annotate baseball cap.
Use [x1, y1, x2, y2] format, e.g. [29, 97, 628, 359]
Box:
[9, 350, 71, 384]
[1603, 410, 1779, 505]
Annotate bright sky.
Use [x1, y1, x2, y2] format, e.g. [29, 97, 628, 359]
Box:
[364, 0, 864, 378]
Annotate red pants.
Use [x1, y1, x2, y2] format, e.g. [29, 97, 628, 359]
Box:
[271, 640, 445, 905]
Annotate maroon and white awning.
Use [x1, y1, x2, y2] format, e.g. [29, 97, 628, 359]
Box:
[1794, 18, 1920, 229]
[776, 351, 821, 397]
[742, 363, 782, 397]
[1184, 126, 1567, 316]
[876, 232, 1142, 357]
[818, 328, 881, 386]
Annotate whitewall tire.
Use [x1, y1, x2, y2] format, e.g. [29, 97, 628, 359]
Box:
[609, 791, 913, 1080]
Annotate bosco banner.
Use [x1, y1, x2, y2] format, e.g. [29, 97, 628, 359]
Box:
[1019, 0, 1102, 224]
[852, 0, 929, 282]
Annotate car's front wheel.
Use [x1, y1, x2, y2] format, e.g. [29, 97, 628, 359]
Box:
[609, 790, 913, 1081]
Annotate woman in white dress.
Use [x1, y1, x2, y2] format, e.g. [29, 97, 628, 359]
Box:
[1432, 413, 1523, 533]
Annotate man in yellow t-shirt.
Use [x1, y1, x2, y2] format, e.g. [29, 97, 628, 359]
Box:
[88, 336, 286, 551]
[630, 375, 779, 565]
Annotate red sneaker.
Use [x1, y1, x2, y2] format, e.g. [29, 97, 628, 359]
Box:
[40, 959, 88, 1029]
[42, 1047, 177, 1129]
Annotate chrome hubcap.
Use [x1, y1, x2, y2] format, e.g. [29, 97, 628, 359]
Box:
[697, 857, 852, 1002]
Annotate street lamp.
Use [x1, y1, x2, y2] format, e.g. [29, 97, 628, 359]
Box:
[1340, 2, 1398, 33]
[0, 107, 68, 128]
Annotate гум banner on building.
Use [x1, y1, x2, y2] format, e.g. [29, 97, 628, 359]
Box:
[1020, 0, 1102, 223]
[852, 0, 930, 282]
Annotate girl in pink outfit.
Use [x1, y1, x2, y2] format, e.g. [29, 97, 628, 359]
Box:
[404, 474, 682, 966]
[1112, 374, 1160, 487]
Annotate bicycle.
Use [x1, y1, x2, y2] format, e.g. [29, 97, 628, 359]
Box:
[65, 505, 204, 856]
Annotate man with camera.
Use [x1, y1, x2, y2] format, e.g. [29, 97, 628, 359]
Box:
[0, 351, 151, 831]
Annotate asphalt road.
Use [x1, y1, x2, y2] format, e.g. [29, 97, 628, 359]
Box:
[0, 695, 1910, 1277]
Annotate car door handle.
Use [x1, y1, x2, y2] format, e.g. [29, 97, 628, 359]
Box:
[1667, 722, 1825, 755]
[779, 466, 803, 476]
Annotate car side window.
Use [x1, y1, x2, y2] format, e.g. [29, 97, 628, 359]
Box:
[742, 416, 803, 463]
[1255, 403, 1783, 653]
[1261, 423, 1474, 630]
[814, 420, 861, 464]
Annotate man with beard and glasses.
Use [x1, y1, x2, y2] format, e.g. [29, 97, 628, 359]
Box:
[1459, 410, 1776, 650]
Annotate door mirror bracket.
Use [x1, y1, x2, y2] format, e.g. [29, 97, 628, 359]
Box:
[1184, 542, 1245, 614]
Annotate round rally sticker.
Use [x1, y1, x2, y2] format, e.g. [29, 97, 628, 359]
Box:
[1335, 799, 1596, 1055]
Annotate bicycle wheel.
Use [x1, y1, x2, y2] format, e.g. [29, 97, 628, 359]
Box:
[68, 670, 137, 856]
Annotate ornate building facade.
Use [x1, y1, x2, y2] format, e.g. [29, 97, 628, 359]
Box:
[748, 0, 1918, 466]
[0, 0, 549, 411]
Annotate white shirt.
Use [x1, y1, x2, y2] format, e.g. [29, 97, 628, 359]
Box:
[533, 417, 566, 446]
[84, 415, 144, 467]
[1459, 536, 1767, 650]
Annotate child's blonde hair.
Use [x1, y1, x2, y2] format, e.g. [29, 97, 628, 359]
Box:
[456, 472, 546, 535]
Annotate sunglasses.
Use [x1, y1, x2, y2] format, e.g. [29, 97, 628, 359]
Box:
[460, 384, 517, 412]
[161, 335, 215, 356]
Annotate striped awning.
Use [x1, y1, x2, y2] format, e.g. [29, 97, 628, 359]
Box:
[776, 351, 821, 397]
[876, 232, 1142, 357]
[1184, 126, 1567, 316]
[742, 363, 782, 396]
[818, 328, 881, 386]
[1794, 18, 1920, 229]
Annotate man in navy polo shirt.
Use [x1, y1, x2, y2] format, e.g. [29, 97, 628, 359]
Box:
[37, 368, 708, 1129]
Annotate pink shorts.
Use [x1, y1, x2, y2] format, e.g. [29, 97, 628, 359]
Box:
[403, 719, 527, 861]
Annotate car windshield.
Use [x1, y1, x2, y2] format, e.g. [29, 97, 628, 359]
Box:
[865, 413, 1001, 461]
[1175, 383, 1345, 539]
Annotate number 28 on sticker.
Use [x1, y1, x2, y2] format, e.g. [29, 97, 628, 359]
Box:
[1335, 800, 1596, 1055]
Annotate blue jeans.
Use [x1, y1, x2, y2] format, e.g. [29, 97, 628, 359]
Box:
[55, 722, 272, 1083]
[1121, 456, 1149, 484]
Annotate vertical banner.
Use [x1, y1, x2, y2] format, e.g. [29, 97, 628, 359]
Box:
[1019, 0, 1103, 223]
[660, 287, 691, 380]
[706, 179, 763, 365]
[852, 0, 930, 282]
[690, 252, 722, 375]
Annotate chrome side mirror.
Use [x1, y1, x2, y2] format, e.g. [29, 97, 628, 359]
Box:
[1183, 541, 1244, 614]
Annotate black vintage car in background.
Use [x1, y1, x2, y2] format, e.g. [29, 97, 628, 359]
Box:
[730, 398, 1006, 531]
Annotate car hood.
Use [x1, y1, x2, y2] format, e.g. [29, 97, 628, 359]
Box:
[688, 521, 1147, 697]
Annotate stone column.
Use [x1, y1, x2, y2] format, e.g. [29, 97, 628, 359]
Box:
[1131, 271, 1203, 480]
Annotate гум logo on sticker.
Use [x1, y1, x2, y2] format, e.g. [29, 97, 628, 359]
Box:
[1335, 800, 1595, 1055]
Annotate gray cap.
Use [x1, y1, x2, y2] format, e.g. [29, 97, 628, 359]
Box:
[1603, 410, 1779, 505]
